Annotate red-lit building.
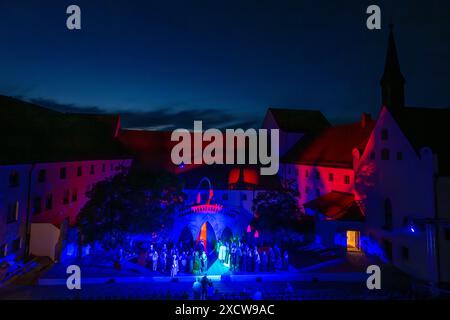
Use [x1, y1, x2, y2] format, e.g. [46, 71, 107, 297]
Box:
[0, 96, 132, 262]
[275, 27, 450, 285]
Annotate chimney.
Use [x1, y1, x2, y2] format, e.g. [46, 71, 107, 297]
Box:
[361, 113, 371, 128]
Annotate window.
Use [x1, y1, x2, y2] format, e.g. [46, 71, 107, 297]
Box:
[305, 170, 309, 178]
[37, 169, 46, 183]
[384, 198, 393, 230]
[45, 194, 53, 211]
[9, 172, 20, 187]
[381, 148, 390, 160]
[396, 152, 403, 160]
[110, 163, 114, 171]
[102, 163, 106, 173]
[287, 167, 291, 174]
[401, 246, 409, 261]
[315, 171, 320, 180]
[90, 165, 95, 175]
[370, 151, 376, 160]
[72, 189, 78, 202]
[0, 244, 7, 258]
[381, 128, 389, 140]
[344, 175, 350, 185]
[63, 190, 70, 205]
[77, 166, 83, 177]
[12, 238, 21, 253]
[241, 193, 247, 201]
[7, 201, 19, 223]
[33, 197, 42, 215]
[60, 167, 67, 179]
[222, 193, 228, 201]
[328, 173, 334, 182]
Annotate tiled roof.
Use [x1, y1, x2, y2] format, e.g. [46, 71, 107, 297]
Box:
[282, 119, 375, 168]
[267, 107, 331, 133]
[304, 191, 365, 221]
[0, 95, 128, 164]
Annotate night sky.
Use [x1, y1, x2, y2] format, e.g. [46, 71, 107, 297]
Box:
[1, 0, 449, 129]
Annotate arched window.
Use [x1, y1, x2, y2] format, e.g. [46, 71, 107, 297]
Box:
[384, 198, 393, 230]
[381, 148, 390, 160]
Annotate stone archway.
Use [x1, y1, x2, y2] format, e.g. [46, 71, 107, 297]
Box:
[178, 226, 194, 251]
[221, 227, 233, 243]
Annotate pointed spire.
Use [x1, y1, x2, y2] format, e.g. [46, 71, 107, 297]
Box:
[380, 24, 405, 109]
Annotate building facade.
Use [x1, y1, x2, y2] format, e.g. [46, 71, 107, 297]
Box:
[0, 95, 132, 263]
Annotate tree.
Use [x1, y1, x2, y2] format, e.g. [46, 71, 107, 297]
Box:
[77, 167, 185, 249]
[251, 185, 301, 233]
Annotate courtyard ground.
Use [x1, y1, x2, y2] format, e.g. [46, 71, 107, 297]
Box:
[0, 243, 420, 300]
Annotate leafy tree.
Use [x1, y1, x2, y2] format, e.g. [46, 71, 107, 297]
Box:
[77, 168, 185, 249]
[251, 184, 301, 233]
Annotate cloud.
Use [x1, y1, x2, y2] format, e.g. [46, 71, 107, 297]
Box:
[26, 97, 105, 114]
[21, 96, 259, 130]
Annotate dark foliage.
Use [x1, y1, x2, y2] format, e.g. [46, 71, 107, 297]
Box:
[251, 185, 301, 232]
[77, 168, 185, 247]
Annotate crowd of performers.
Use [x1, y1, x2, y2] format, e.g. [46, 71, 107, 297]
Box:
[131, 238, 289, 276]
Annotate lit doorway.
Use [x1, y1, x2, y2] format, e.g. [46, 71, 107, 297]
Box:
[196, 222, 216, 254]
[346, 230, 361, 251]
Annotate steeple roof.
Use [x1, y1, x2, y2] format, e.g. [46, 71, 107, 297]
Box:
[381, 24, 405, 86]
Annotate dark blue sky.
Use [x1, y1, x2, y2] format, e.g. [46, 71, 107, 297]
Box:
[1, 0, 449, 129]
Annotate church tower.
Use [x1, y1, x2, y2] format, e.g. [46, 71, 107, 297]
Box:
[380, 25, 405, 109]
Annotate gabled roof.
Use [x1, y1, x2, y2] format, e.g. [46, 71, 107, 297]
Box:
[267, 107, 331, 133]
[304, 191, 365, 222]
[282, 118, 375, 168]
[0, 95, 128, 164]
[118, 129, 178, 172]
[391, 106, 450, 175]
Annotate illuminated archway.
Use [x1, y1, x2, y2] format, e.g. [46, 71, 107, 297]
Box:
[197, 221, 217, 254]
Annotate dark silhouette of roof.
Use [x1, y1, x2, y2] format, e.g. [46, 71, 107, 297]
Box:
[267, 107, 331, 133]
[118, 129, 177, 171]
[304, 191, 365, 222]
[391, 106, 450, 175]
[381, 25, 405, 86]
[282, 117, 375, 168]
[0, 95, 129, 165]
